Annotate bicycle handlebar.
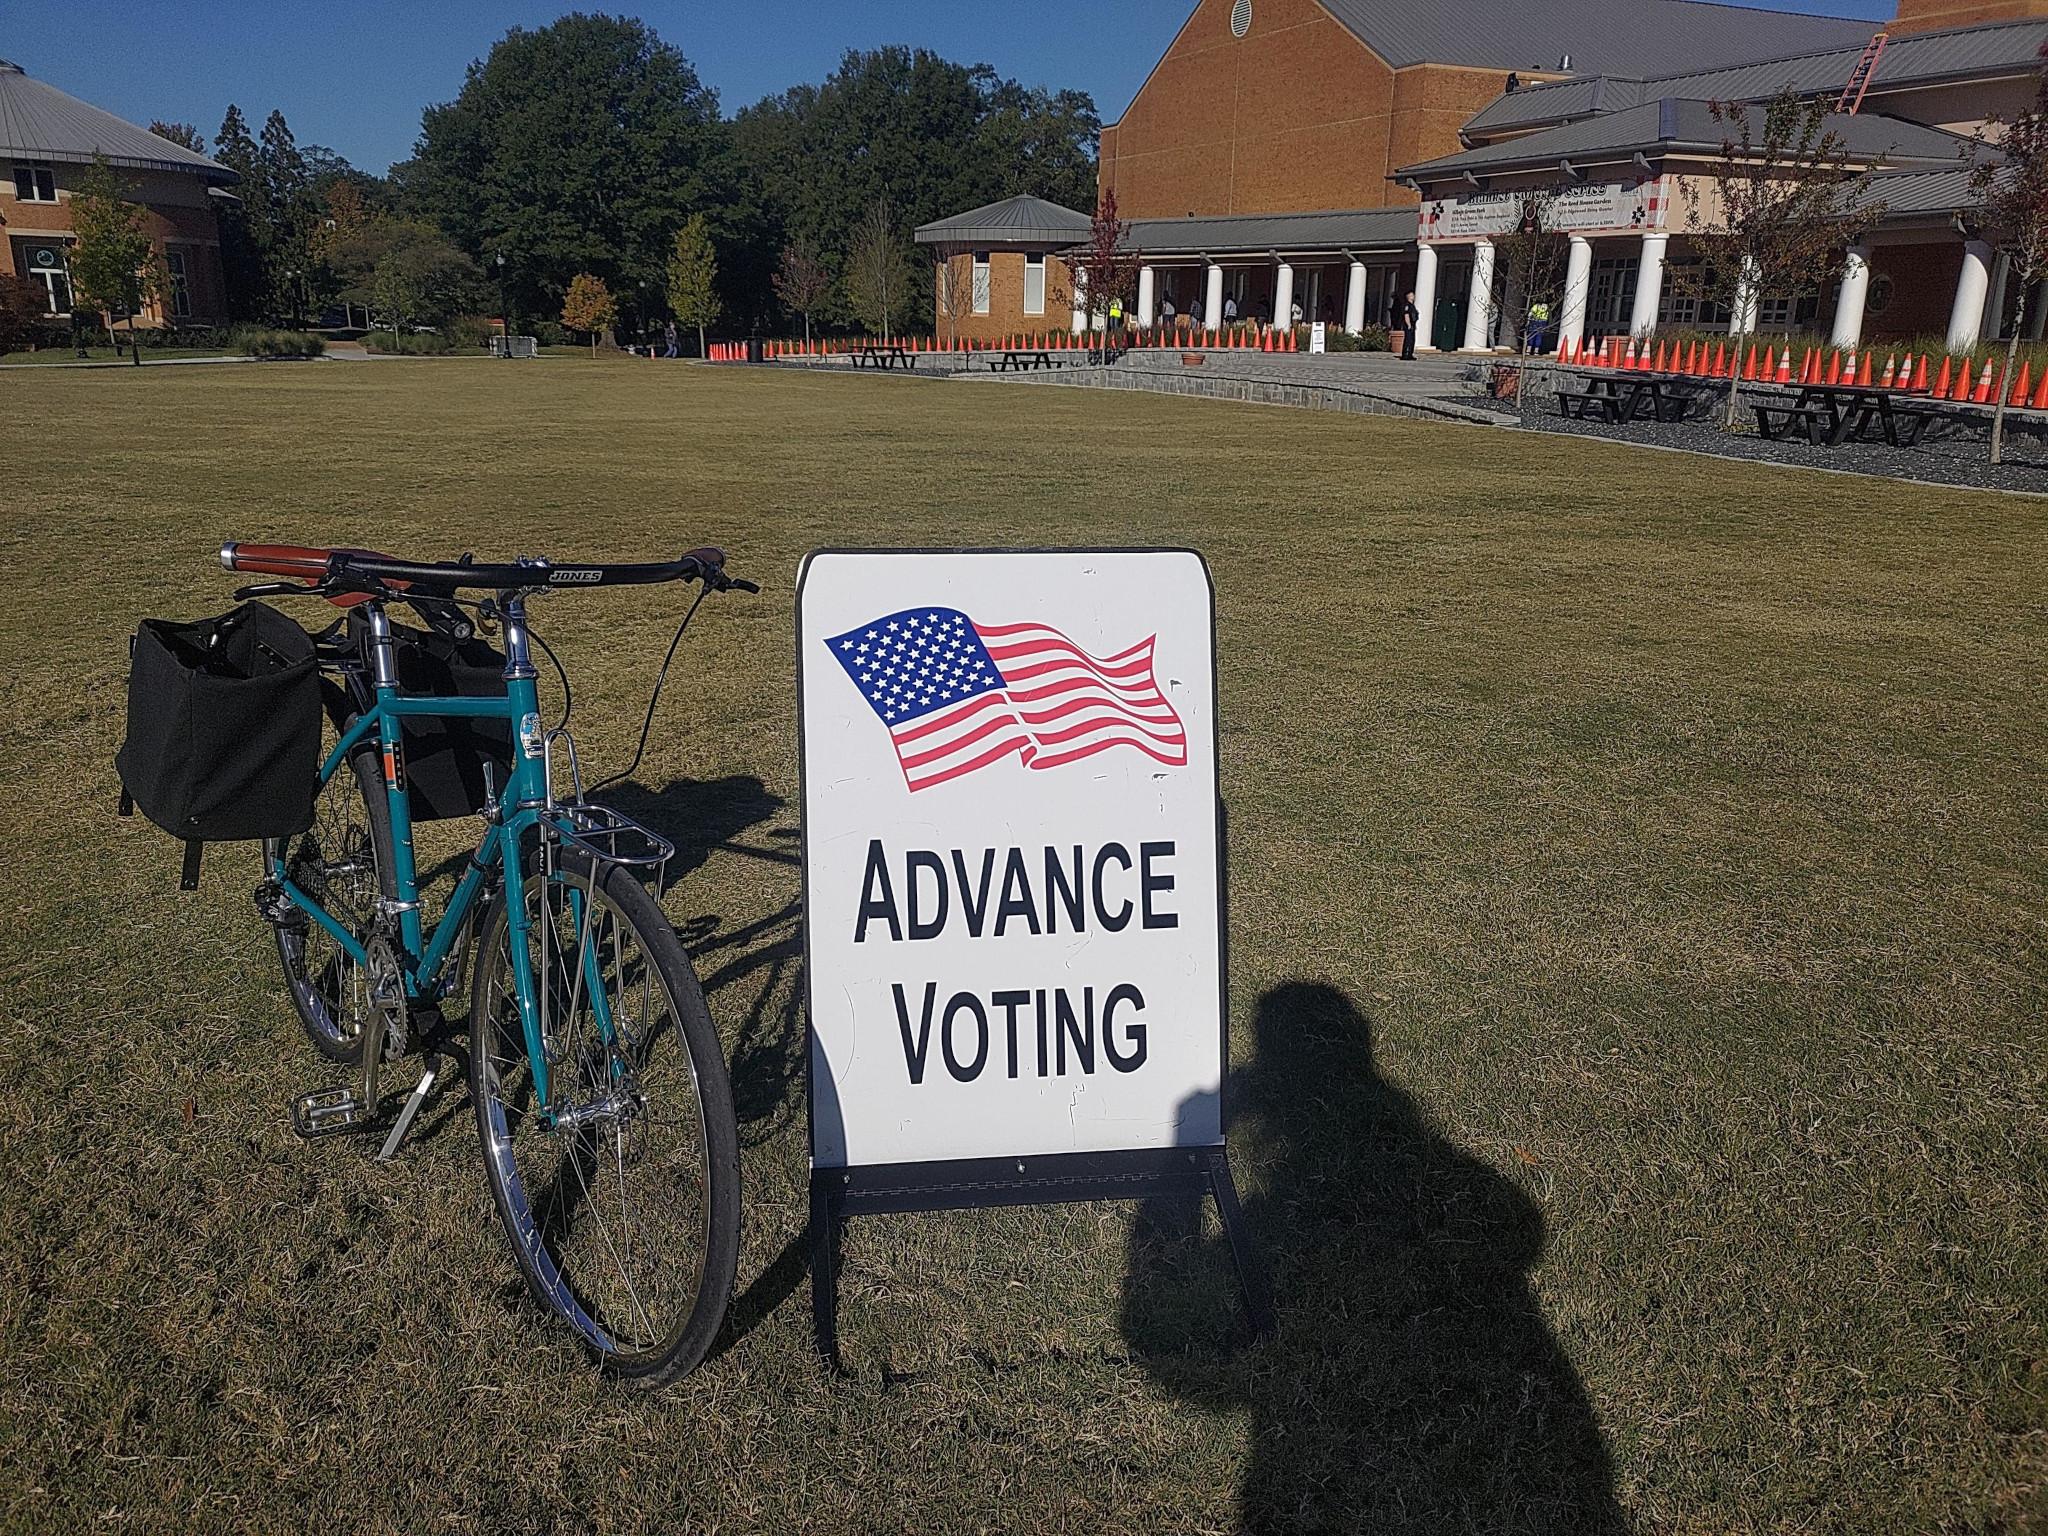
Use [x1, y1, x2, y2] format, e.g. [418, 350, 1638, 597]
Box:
[220, 541, 753, 595]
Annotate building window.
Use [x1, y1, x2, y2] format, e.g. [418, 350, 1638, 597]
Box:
[1022, 252, 1046, 315]
[11, 237, 72, 314]
[12, 162, 56, 202]
[1588, 257, 1639, 328]
[972, 251, 991, 314]
[165, 250, 192, 317]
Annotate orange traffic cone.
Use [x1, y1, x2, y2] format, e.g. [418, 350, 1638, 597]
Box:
[2011, 359, 2032, 406]
[1974, 362, 1997, 404]
[2032, 367, 2048, 411]
[1649, 339, 1664, 372]
[1623, 339, 1637, 370]
[1823, 351, 1839, 385]
[1952, 359, 1973, 401]
[1878, 354, 1895, 388]
[1857, 353, 1872, 387]
[1740, 345, 1757, 381]
[1776, 347, 1793, 383]
[1908, 353, 1926, 392]
[1932, 356, 1950, 396]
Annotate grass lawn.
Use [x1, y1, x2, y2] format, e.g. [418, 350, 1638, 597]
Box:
[0, 346, 236, 366]
[1, 362, 2042, 1534]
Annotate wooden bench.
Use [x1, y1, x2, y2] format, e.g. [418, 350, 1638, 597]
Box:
[1753, 403, 1826, 444]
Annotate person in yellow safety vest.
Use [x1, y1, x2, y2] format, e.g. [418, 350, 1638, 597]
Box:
[1526, 300, 1552, 355]
[1108, 296, 1124, 330]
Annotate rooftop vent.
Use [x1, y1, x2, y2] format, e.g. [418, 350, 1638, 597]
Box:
[1557, 53, 1572, 71]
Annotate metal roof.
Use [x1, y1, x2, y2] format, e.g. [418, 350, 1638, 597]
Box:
[1125, 206, 1419, 255]
[1463, 17, 2048, 137]
[1401, 100, 1982, 179]
[1851, 163, 1991, 217]
[1316, 0, 1873, 76]
[0, 59, 232, 179]
[913, 194, 1093, 245]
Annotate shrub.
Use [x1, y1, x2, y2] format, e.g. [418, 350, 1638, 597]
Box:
[363, 331, 452, 355]
[443, 314, 495, 351]
[228, 326, 326, 358]
[527, 320, 566, 347]
[1320, 325, 1390, 353]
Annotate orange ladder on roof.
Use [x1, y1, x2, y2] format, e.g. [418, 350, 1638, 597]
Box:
[1836, 31, 1888, 115]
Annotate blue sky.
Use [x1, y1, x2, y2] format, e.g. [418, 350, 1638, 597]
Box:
[6, 0, 1894, 174]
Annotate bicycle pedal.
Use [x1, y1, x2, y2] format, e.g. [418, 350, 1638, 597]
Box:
[290, 1086, 373, 1139]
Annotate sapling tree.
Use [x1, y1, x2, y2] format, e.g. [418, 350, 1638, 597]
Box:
[1679, 90, 1882, 429]
[1973, 50, 2048, 465]
[667, 213, 721, 357]
[1489, 187, 1571, 354]
[772, 240, 831, 346]
[845, 199, 913, 341]
[561, 272, 618, 354]
[1068, 189, 1140, 362]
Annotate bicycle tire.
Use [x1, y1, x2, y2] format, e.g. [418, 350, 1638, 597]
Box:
[264, 740, 395, 1064]
[468, 852, 740, 1385]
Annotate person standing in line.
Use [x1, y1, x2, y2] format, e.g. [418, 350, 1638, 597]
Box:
[1223, 292, 1238, 326]
[1400, 290, 1421, 360]
[664, 319, 679, 359]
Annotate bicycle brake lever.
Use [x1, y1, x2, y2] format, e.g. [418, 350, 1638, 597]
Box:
[728, 578, 761, 595]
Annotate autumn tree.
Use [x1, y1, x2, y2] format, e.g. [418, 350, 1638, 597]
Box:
[68, 156, 166, 365]
[666, 214, 721, 357]
[844, 198, 912, 340]
[562, 272, 617, 354]
[1068, 189, 1140, 361]
[1680, 91, 1882, 428]
[1973, 59, 2048, 465]
[772, 240, 831, 344]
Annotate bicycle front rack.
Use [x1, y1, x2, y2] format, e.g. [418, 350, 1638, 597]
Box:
[539, 726, 676, 891]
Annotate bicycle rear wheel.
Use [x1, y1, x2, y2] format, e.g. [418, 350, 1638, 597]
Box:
[468, 851, 739, 1384]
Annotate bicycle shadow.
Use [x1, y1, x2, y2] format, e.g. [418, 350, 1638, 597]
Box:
[1122, 982, 1627, 1535]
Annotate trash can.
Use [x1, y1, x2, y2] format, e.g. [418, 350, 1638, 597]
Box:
[745, 337, 764, 364]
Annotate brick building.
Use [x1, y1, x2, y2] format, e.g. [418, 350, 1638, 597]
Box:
[927, 0, 2048, 356]
[0, 59, 237, 331]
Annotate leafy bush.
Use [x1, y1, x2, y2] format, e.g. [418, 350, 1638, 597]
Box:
[0, 275, 50, 353]
[1320, 325, 1390, 353]
[364, 331, 453, 355]
[527, 320, 566, 347]
[228, 326, 326, 358]
[443, 314, 495, 351]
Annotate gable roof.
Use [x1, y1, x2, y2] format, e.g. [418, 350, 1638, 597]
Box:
[914, 194, 1093, 245]
[1315, 0, 1875, 77]
[1463, 17, 2048, 137]
[0, 59, 233, 180]
[1128, 206, 1419, 255]
[1399, 99, 1984, 180]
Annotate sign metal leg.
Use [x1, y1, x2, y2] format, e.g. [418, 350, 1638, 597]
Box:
[809, 1178, 843, 1371]
[1206, 1150, 1276, 1338]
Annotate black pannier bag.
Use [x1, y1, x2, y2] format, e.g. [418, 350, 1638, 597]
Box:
[116, 602, 322, 886]
[352, 612, 513, 821]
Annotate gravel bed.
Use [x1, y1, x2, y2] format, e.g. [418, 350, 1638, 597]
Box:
[1521, 398, 2048, 495]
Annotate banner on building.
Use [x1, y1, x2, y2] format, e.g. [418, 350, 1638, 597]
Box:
[1421, 175, 1664, 240]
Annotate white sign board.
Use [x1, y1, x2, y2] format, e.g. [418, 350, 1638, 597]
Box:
[798, 550, 1224, 1172]
[1309, 321, 1327, 355]
[1420, 175, 1663, 240]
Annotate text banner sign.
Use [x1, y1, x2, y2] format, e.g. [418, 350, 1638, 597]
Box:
[798, 549, 1223, 1173]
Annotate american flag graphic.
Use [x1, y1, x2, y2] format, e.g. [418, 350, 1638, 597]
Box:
[825, 607, 1188, 792]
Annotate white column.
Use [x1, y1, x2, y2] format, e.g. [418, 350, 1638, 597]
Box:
[1412, 244, 1440, 352]
[1559, 235, 1592, 353]
[1136, 265, 1156, 328]
[1728, 254, 1760, 337]
[1204, 262, 1224, 331]
[1628, 231, 1667, 339]
[1985, 250, 2011, 341]
[1946, 239, 1993, 352]
[1071, 269, 1088, 335]
[1273, 261, 1295, 328]
[1829, 242, 1872, 350]
[1344, 260, 1367, 334]
[1461, 239, 1496, 352]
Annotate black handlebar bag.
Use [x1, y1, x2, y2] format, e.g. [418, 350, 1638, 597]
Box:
[116, 602, 322, 887]
[346, 612, 514, 821]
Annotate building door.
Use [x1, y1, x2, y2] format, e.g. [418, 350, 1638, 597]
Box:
[1435, 258, 1471, 349]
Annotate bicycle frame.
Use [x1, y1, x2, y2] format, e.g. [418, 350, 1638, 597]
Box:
[267, 595, 610, 1108]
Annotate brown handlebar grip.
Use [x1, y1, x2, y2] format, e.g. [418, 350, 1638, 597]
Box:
[681, 546, 726, 571]
[221, 542, 335, 579]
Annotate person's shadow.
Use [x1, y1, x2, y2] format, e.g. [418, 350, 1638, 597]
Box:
[1123, 982, 1627, 1535]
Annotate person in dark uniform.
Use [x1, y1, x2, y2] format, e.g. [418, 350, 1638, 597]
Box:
[1400, 290, 1421, 359]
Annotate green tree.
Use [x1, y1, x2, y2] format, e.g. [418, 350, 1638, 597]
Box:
[68, 155, 166, 365]
[213, 105, 266, 320]
[366, 222, 482, 342]
[666, 213, 721, 357]
[562, 272, 617, 355]
[843, 198, 913, 340]
[258, 109, 322, 325]
[148, 120, 206, 153]
[401, 15, 738, 321]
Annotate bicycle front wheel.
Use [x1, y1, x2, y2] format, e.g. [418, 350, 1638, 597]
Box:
[468, 851, 739, 1385]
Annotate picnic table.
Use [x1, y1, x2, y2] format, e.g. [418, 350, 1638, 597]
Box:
[982, 348, 1066, 373]
[851, 342, 916, 370]
[1555, 372, 1709, 424]
[1753, 382, 1937, 448]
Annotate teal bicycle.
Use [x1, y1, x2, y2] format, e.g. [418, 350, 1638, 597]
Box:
[220, 539, 752, 1385]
